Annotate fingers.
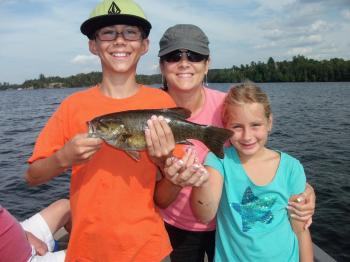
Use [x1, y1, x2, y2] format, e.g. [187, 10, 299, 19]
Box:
[287, 206, 314, 220]
[164, 157, 184, 179]
[146, 115, 175, 158]
[304, 184, 316, 208]
[289, 193, 305, 204]
[60, 133, 103, 166]
[287, 190, 315, 224]
[304, 217, 313, 229]
[161, 146, 208, 187]
[36, 244, 49, 256]
[287, 200, 314, 218]
[288, 195, 315, 214]
[187, 166, 209, 187]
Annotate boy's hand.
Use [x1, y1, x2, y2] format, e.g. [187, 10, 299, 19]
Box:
[162, 148, 209, 188]
[145, 115, 175, 168]
[287, 183, 316, 229]
[57, 133, 103, 168]
[25, 231, 48, 256]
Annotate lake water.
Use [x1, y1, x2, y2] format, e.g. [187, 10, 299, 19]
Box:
[0, 82, 349, 261]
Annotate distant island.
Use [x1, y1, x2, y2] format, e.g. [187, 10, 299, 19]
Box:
[1, 55, 349, 90]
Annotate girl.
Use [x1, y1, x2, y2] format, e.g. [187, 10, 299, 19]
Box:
[190, 82, 313, 261]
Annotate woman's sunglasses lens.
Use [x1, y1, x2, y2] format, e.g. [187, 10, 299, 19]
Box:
[187, 53, 205, 62]
[164, 51, 206, 63]
[165, 53, 182, 62]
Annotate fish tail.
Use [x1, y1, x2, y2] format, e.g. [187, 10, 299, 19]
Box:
[202, 126, 232, 158]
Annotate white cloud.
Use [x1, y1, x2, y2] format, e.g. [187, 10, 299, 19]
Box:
[342, 9, 350, 20]
[310, 20, 329, 33]
[287, 47, 313, 56]
[298, 34, 322, 45]
[71, 55, 99, 65]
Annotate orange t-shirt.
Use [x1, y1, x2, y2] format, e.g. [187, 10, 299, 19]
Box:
[29, 85, 175, 262]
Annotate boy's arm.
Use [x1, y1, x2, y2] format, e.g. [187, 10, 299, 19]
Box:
[190, 166, 223, 223]
[26, 134, 102, 185]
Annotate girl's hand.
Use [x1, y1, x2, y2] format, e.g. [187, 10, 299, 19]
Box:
[25, 231, 48, 256]
[162, 148, 209, 187]
[287, 184, 316, 229]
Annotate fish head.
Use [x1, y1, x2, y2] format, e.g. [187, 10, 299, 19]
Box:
[87, 117, 129, 147]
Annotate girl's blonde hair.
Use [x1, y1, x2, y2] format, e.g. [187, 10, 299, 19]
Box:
[222, 81, 272, 125]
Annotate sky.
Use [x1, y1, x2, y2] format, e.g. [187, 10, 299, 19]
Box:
[0, 0, 349, 84]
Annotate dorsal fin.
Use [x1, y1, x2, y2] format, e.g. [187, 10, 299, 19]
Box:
[159, 107, 191, 120]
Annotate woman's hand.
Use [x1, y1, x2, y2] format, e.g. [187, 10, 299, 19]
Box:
[288, 183, 316, 229]
[145, 115, 175, 168]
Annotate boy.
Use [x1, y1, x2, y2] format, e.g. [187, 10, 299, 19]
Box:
[25, 0, 175, 261]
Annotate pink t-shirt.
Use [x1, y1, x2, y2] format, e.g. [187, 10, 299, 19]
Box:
[160, 87, 226, 231]
[0, 206, 32, 262]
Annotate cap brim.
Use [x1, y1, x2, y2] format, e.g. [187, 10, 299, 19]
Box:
[81, 14, 151, 39]
[158, 42, 210, 57]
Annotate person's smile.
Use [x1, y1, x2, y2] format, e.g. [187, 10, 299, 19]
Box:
[176, 72, 194, 78]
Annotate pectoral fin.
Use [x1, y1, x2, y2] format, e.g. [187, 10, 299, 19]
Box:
[125, 150, 141, 161]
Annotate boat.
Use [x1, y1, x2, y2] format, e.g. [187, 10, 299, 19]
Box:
[54, 227, 337, 262]
[314, 243, 337, 262]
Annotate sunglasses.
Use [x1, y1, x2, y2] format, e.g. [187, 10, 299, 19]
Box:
[162, 50, 208, 63]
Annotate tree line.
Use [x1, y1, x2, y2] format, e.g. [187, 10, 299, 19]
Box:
[1, 55, 349, 90]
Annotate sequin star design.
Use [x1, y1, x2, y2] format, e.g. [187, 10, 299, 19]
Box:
[231, 186, 277, 232]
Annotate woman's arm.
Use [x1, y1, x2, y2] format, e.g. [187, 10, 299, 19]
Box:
[190, 166, 224, 223]
[288, 183, 316, 229]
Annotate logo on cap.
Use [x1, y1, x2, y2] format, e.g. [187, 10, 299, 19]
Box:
[108, 2, 121, 15]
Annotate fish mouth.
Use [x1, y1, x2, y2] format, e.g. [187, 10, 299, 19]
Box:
[87, 121, 97, 137]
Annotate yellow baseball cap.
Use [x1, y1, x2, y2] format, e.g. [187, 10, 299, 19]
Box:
[81, 0, 152, 39]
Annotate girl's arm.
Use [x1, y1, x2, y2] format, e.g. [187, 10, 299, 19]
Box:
[190, 166, 224, 223]
[154, 149, 209, 208]
[289, 195, 314, 262]
[290, 218, 314, 262]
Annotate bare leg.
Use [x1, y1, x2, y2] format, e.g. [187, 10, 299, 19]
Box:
[39, 199, 71, 235]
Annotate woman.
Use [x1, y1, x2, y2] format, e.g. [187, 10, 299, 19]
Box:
[152, 24, 316, 262]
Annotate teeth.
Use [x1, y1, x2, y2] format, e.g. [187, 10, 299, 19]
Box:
[112, 53, 128, 57]
[178, 73, 192, 77]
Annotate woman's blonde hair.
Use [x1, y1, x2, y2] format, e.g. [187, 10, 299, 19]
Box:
[222, 81, 272, 125]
